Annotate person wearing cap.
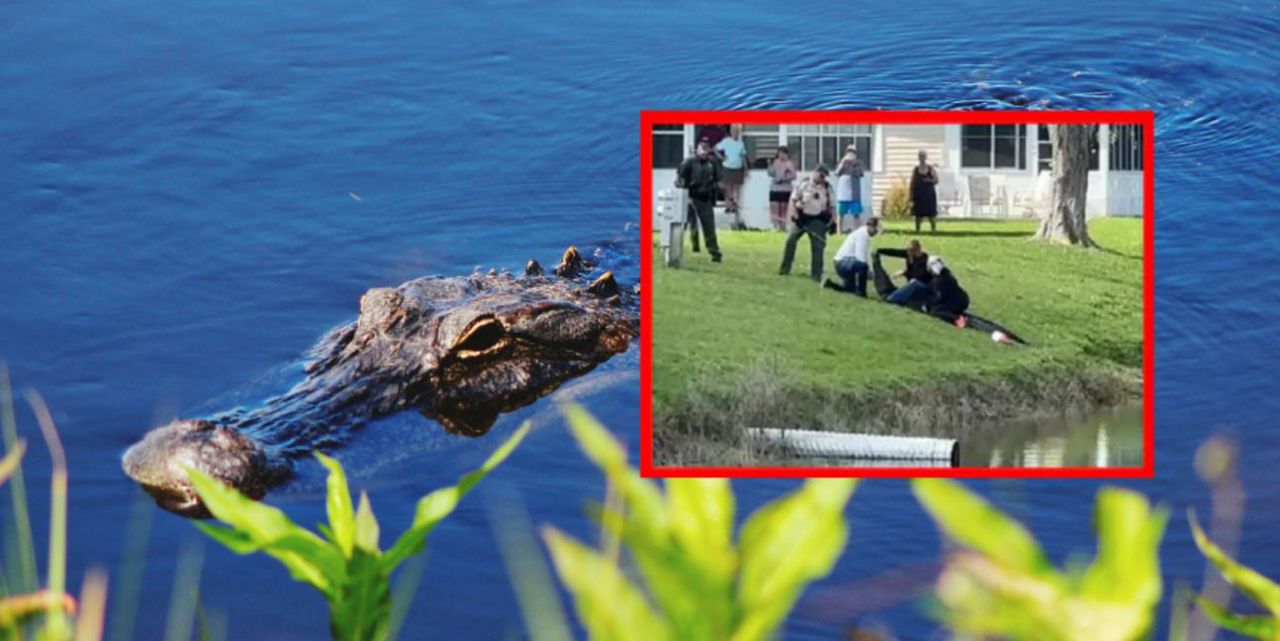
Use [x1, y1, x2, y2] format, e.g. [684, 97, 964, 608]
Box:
[924, 255, 970, 322]
[676, 140, 725, 262]
[825, 217, 880, 297]
[778, 165, 836, 281]
[834, 145, 865, 233]
[715, 125, 749, 229]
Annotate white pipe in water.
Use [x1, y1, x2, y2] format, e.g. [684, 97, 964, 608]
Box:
[746, 428, 959, 466]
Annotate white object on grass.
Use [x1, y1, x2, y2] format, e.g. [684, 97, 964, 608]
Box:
[746, 427, 958, 465]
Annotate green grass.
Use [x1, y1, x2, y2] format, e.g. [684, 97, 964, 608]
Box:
[653, 218, 1143, 448]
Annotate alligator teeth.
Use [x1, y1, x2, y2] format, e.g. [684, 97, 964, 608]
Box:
[524, 259, 544, 277]
[586, 271, 619, 298]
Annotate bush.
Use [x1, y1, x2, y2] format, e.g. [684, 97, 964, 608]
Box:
[880, 176, 912, 219]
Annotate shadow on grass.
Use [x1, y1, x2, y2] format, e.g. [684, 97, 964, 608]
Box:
[1092, 243, 1143, 261]
[887, 229, 1034, 239]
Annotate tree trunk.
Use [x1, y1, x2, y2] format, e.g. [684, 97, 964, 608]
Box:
[1035, 124, 1096, 247]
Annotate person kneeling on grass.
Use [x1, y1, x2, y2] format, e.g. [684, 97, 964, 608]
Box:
[923, 255, 970, 325]
[873, 239, 932, 307]
[824, 217, 880, 297]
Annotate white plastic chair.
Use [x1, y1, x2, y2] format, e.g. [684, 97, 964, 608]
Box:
[936, 172, 963, 216]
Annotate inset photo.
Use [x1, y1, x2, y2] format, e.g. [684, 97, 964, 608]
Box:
[641, 112, 1151, 475]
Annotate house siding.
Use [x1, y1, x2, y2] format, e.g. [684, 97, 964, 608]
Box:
[873, 125, 947, 215]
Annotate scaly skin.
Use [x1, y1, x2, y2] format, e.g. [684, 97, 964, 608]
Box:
[122, 247, 637, 516]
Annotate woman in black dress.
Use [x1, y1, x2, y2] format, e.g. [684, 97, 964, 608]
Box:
[909, 149, 939, 233]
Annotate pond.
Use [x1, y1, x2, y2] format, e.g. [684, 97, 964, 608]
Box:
[961, 405, 1144, 468]
[1, 1, 1277, 639]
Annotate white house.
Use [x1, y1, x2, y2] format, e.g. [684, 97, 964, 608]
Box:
[651, 123, 1145, 230]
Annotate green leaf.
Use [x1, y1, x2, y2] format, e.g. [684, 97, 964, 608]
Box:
[383, 422, 530, 571]
[734, 479, 857, 641]
[329, 549, 392, 641]
[1189, 509, 1280, 617]
[354, 492, 380, 554]
[0, 439, 24, 487]
[1195, 596, 1277, 640]
[316, 452, 356, 558]
[188, 468, 345, 596]
[912, 478, 1050, 574]
[542, 526, 673, 641]
[1080, 488, 1166, 605]
[615, 524, 734, 641]
[563, 404, 668, 544]
[666, 478, 735, 581]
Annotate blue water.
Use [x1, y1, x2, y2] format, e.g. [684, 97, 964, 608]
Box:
[1, 1, 1277, 639]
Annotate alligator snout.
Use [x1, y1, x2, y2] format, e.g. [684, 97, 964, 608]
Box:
[122, 419, 275, 518]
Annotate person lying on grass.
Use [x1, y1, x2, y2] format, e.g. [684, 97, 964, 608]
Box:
[873, 251, 968, 321]
[873, 250, 1025, 343]
[923, 255, 970, 325]
[823, 216, 880, 297]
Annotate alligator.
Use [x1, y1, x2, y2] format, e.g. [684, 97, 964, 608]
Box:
[122, 247, 638, 517]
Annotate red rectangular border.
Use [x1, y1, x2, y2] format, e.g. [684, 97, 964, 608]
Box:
[638, 110, 1154, 479]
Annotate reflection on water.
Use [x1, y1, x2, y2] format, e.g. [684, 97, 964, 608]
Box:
[963, 406, 1143, 468]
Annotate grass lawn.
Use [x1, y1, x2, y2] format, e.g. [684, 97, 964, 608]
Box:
[652, 218, 1144, 454]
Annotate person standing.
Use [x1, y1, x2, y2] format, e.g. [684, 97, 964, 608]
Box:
[716, 125, 749, 230]
[826, 217, 880, 297]
[910, 149, 939, 233]
[766, 147, 796, 231]
[834, 145, 865, 233]
[778, 166, 835, 281]
[676, 140, 725, 262]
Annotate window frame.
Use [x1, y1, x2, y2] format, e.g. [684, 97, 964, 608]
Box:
[784, 124, 875, 173]
[961, 124, 1028, 172]
[651, 124, 685, 169]
[1035, 125, 1103, 173]
[1108, 124, 1144, 171]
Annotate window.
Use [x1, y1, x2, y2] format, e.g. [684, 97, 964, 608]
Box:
[1037, 125, 1053, 172]
[742, 125, 780, 169]
[652, 124, 684, 169]
[1036, 125, 1102, 172]
[787, 125, 874, 172]
[1109, 124, 1145, 171]
[962, 125, 1027, 170]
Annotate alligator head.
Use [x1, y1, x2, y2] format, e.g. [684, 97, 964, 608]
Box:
[123, 247, 637, 517]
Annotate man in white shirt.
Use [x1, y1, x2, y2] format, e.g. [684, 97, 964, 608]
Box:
[825, 217, 880, 297]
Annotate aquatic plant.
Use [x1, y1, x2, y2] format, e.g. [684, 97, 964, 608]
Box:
[0, 373, 106, 641]
[1188, 510, 1280, 640]
[188, 422, 529, 641]
[541, 404, 857, 641]
[912, 478, 1167, 641]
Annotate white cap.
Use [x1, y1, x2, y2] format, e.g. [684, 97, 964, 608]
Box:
[927, 255, 946, 275]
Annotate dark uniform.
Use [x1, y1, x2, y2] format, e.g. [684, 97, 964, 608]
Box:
[677, 152, 724, 260]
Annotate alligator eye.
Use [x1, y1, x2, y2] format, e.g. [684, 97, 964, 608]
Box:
[452, 316, 506, 356]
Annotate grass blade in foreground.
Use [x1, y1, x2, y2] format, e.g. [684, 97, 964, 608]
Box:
[545, 404, 856, 641]
[912, 479, 1167, 641]
[190, 421, 530, 641]
[1189, 509, 1280, 639]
